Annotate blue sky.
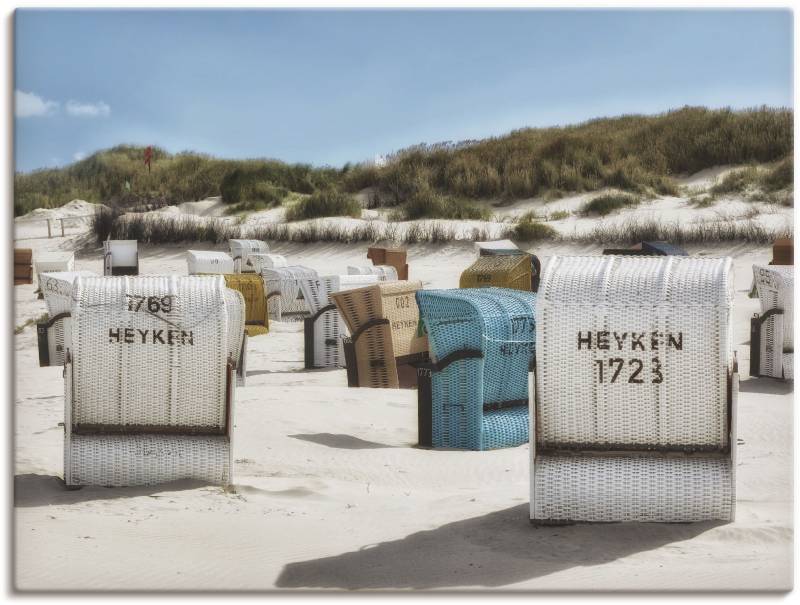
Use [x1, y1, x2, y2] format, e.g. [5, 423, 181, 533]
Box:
[14, 9, 793, 173]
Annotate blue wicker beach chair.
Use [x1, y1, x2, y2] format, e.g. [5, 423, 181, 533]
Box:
[416, 287, 535, 450]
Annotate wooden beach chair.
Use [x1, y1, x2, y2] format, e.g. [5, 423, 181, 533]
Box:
[531, 255, 737, 523]
[14, 248, 33, 285]
[332, 280, 429, 388]
[367, 246, 408, 280]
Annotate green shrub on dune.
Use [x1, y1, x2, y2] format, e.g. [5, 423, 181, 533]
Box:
[284, 188, 362, 221]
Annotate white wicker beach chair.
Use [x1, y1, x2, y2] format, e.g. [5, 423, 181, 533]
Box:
[103, 240, 139, 276]
[531, 255, 738, 523]
[186, 250, 235, 275]
[229, 239, 269, 273]
[262, 265, 318, 321]
[300, 274, 379, 368]
[34, 252, 75, 297]
[346, 265, 399, 281]
[751, 265, 793, 380]
[63, 275, 240, 486]
[246, 253, 287, 273]
[36, 270, 96, 367]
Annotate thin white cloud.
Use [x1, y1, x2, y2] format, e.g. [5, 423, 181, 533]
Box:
[65, 100, 111, 118]
[15, 90, 58, 118]
[73, 151, 86, 161]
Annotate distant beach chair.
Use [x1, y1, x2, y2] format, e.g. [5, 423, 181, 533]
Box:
[367, 246, 408, 280]
[223, 274, 269, 337]
[332, 280, 429, 389]
[300, 274, 379, 369]
[772, 237, 793, 266]
[750, 264, 793, 380]
[186, 250, 235, 275]
[460, 254, 534, 291]
[34, 252, 75, 298]
[14, 249, 33, 286]
[415, 288, 535, 450]
[262, 265, 319, 321]
[531, 255, 737, 523]
[63, 275, 240, 486]
[247, 253, 288, 273]
[228, 239, 269, 273]
[103, 240, 139, 276]
[473, 240, 542, 291]
[346, 265, 398, 281]
[36, 270, 96, 367]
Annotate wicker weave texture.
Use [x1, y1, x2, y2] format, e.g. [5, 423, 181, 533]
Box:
[531, 454, 734, 522]
[186, 251, 235, 275]
[347, 265, 399, 281]
[224, 288, 246, 375]
[536, 255, 733, 450]
[40, 271, 96, 367]
[331, 283, 398, 388]
[376, 280, 428, 357]
[70, 276, 229, 432]
[223, 274, 269, 336]
[459, 255, 532, 291]
[263, 266, 318, 321]
[66, 434, 231, 486]
[300, 274, 378, 368]
[417, 288, 535, 450]
[753, 265, 793, 379]
[229, 239, 269, 272]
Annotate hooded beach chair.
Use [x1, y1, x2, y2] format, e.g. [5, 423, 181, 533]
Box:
[14, 249, 33, 285]
[262, 265, 319, 321]
[460, 254, 535, 292]
[299, 274, 379, 369]
[36, 270, 96, 367]
[367, 246, 408, 280]
[103, 240, 139, 276]
[531, 255, 738, 523]
[186, 250, 235, 275]
[223, 273, 269, 337]
[34, 252, 75, 298]
[331, 280, 429, 388]
[750, 265, 793, 380]
[63, 275, 241, 486]
[346, 265, 399, 281]
[246, 253, 287, 274]
[228, 239, 269, 273]
[415, 288, 535, 450]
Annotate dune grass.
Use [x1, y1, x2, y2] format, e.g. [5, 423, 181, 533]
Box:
[582, 193, 641, 216]
[513, 212, 559, 241]
[284, 188, 362, 221]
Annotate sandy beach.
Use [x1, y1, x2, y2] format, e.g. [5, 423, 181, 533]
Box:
[12, 201, 792, 592]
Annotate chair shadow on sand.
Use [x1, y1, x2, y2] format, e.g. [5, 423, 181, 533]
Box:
[13, 473, 213, 507]
[738, 376, 794, 395]
[289, 433, 397, 450]
[275, 504, 724, 590]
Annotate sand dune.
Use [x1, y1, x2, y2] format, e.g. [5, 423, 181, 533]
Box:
[12, 203, 792, 591]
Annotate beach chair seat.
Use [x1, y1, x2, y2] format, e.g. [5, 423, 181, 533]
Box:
[750, 265, 793, 380]
[64, 275, 239, 486]
[346, 265, 398, 281]
[415, 288, 535, 450]
[300, 274, 379, 369]
[223, 274, 269, 337]
[36, 270, 96, 367]
[332, 280, 428, 388]
[186, 250, 235, 275]
[103, 240, 139, 276]
[531, 255, 737, 523]
[228, 239, 269, 273]
[460, 254, 534, 292]
[34, 252, 75, 297]
[262, 266, 319, 321]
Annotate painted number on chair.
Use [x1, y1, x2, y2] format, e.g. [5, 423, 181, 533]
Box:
[577, 330, 681, 385]
[125, 294, 175, 314]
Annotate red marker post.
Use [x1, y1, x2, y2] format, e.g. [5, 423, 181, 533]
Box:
[144, 146, 153, 173]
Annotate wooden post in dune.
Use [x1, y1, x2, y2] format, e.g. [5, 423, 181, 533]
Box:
[60, 218, 65, 237]
[46, 219, 52, 239]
